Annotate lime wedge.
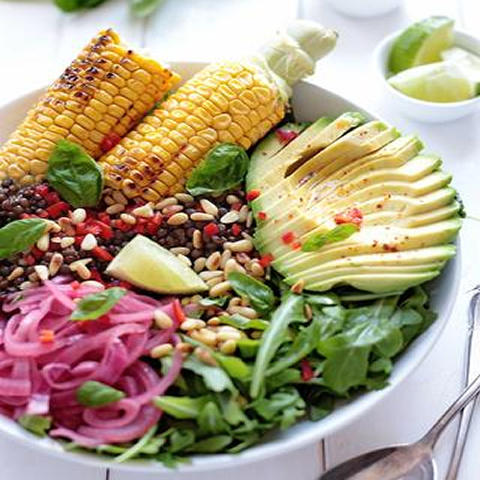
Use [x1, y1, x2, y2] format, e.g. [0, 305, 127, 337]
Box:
[106, 235, 208, 294]
[442, 47, 480, 90]
[388, 61, 475, 102]
[388, 16, 454, 74]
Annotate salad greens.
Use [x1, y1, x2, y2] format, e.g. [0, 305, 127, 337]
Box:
[227, 272, 276, 315]
[70, 287, 127, 321]
[53, 0, 166, 17]
[76, 381, 126, 407]
[301, 223, 359, 252]
[0, 218, 47, 260]
[19, 415, 52, 437]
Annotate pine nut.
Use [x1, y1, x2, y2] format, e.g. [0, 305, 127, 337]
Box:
[167, 212, 188, 225]
[155, 197, 178, 210]
[162, 204, 184, 216]
[20, 281, 34, 290]
[193, 257, 206, 272]
[228, 297, 242, 308]
[74, 263, 91, 280]
[217, 330, 242, 341]
[209, 280, 232, 297]
[224, 258, 246, 275]
[45, 221, 61, 233]
[120, 213, 137, 225]
[58, 218, 75, 236]
[81, 280, 105, 290]
[194, 347, 217, 366]
[174, 193, 194, 203]
[235, 253, 250, 264]
[249, 261, 265, 278]
[224, 239, 253, 253]
[150, 343, 173, 359]
[238, 205, 249, 222]
[193, 229, 203, 249]
[112, 191, 128, 205]
[205, 252, 221, 271]
[207, 317, 221, 326]
[305, 304, 313, 321]
[34, 265, 49, 281]
[104, 195, 115, 205]
[220, 211, 240, 224]
[291, 279, 305, 294]
[178, 254, 192, 267]
[220, 339, 237, 355]
[226, 194, 240, 205]
[200, 199, 219, 217]
[60, 237, 75, 249]
[246, 212, 254, 228]
[191, 328, 218, 347]
[71, 208, 87, 224]
[7, 267, 24, 281]
[190, 212, 214, 222]
[199, 270, 224, 281]
[106, 203, 125, 215]
[154, 310, 174, 329]
[81, 233, 98, 251]
[180, 318, 206, 331]
[220, 249, 232, 268]
[206, 276, 224, 288]
[170, 247, 190, 256]
[132, 204, 154, 218]
[36, 233, 50, 252]
[48, 253, 64, 276]
[228, 306, 258, 319]
[176, 342, 193, 354]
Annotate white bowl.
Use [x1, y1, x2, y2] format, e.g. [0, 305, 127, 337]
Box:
[325, 0, 402, 18]
[0, 62, 461, 474]
[374, 30, 480, 123]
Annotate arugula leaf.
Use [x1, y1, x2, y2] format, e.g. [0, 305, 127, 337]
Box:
[168, 429, 196, 453]
[198, 402, 230, 437]
[227, 272, 276, 315]
[153, 395, 210, 419]
[70, 287, 127, 321]
[218, 394, 250, 426]
[0, 219, 47, 260]
[186, 143, 249, 196]
[76, 381, 125, 407]
[252, 387, 305, 422]
[266, 369, 302, 392]
[301, 223, 359, 252]
[54, 0, 108, 12]
[18, 415, 52, 437]
[199, 297, 229, 308]
[187, 435, 232, 453]
[237, 338, 261, 358]
[182, 357, 235, 392]
[219, 314, 269, 331]
[114, 427, 158, 463]
[47, 139, 103, 208]
[215, 354, 251, 380]
[250, 294, 305, 398]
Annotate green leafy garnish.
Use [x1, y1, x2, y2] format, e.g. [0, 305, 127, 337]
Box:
[54, 0, 107, 12]
[301, 223, 359, 252]
[47, 139, 103, 208]
[153, 395, 210, 419]
[219, 314, 269, 331]
[228, 272, 276, 315]
[0, 218, 47, 260]
[186, 143, 249, 196]
[18, 415, 52, 437]
[129, 0, 166, 17]
[70, 287, 127, 321]
[76, 381, 125, 407]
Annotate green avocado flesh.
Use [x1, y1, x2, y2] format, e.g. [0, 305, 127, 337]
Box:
[247, 114, 461, 293]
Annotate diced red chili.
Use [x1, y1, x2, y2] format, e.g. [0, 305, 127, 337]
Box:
[246, 189, 261, 201]
[100, 132, 122, 153]
[45, 192, 61, 205]
[74, 236, 84, 248]
[281, 231, 296, 244]
[30, 246, 44, 260]
[39, 329, 55, 344]
[204, 223, 219, 237]
[301, 359, 314, 382]
[334, 207, 363, 226]
[259, 253, 274, 268]
[112, 219, 131, 232]
[146, 213, 163, 235]
[134, 218, 148, 234]
[92, 247, 113, 262]
[89, 270, 105, 284]
[22, 254, 35, 266]
[35, 184, 50, 197]
[46, 201, 70, 218]
[275, 128, 299, 144]
[97, 212, 111, 225]
[231, 224, 242, 236]
[70, 281, 81, 290]
[291, 241, 302, 250]
[257, 211, 268, 221]
[173, 299, 186, 326]
[231, 203, 242, 211]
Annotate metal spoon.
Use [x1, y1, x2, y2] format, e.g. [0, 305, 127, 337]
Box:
[319, 367, 480, 480]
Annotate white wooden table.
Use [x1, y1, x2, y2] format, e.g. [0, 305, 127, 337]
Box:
[0, 0, 479, 478]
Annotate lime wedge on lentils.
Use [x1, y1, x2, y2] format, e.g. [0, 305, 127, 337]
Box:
[388, 16, 454, 74]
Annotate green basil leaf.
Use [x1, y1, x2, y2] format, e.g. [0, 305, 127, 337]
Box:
[227, 272, 276, 315]
[18, 415, 52, 437]
[76, 381, 125, 407]
[130, 0, 166, 17]
[186, 143, 249, 196]
[301, 223, 359, 252]
[70, 287, 127, 321]
[47, 139, 103, 208]
[153, 395, 210, 419]
[54, 0, 107, 12]
[0, 218, 47, 260]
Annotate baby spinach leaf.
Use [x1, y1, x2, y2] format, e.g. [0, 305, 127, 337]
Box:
[186, 143, 249, 196]
[301, 223, 359, 252]
[250, 294, 305, 398]
[369, 357, 393, 374]
[18, 414, 52, 437]
[198, 402, 230, 437]
[227, 272, 276, 315]
[153, 395, 210, 419]
[76, 381, 125, 407]
[47, 139, 103, 208]
[70, 287, 127, 321]
[219, 314, 269, 331]
[0, 218, 47, 260]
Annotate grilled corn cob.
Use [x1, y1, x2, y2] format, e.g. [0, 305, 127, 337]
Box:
[0, 29, 179, 185]
[100, 21, 338, 202]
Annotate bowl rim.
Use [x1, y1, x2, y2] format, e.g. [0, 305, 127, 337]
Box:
[0, 65, 463, 472]
[373, 29, 480, 108]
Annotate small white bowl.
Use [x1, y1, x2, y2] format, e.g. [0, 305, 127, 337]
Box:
[374, 30, 480, 122]
[325, 0, 402, 18]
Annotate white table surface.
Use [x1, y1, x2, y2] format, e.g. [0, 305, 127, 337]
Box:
[0, 0, 479, 478]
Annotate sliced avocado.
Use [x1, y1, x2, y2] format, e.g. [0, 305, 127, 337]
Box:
[106, 235, 208, 294]
[247, 113, 462, 294]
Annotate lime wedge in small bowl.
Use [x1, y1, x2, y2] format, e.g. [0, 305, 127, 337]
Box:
[388, 16, 454, 74]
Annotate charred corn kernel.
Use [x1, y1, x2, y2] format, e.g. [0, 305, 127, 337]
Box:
[0, 29, 179, 184]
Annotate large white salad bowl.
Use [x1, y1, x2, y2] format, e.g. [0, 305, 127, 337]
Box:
[0, 62, 461, 473]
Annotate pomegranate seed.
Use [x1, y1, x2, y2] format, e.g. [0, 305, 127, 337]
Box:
[301, 359, 314, 382]
[259, 254, 274, 268]
[246, 190, 261, 201]
[46, 202, 69, 218]
[258, 211, 267, 221]
[204, 223, 219, 237]
[92, 247, 113, 262]
[231, 224, 242, 236]
[35, 184, 50, 196]
[173, 299, 186, 325]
